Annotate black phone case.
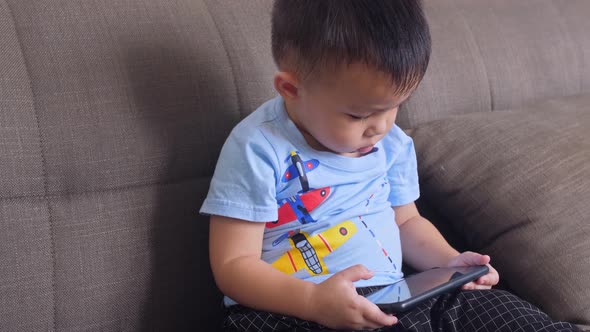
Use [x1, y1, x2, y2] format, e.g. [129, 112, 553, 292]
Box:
[377, 265, 489, 313]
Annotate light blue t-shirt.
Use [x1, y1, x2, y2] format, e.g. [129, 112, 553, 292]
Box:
[201, 96, 419, 305]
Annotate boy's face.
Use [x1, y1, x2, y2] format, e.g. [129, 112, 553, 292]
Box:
[282, 63, 411, 157]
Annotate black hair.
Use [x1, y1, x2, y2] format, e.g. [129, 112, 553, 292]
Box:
[271, 0, 431, 95]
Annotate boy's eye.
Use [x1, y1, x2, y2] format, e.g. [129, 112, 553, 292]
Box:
[348, 114, 367, 120]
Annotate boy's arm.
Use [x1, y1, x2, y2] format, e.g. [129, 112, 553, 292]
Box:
[393, 202, 499, 289]
[209, 215, 397, 330]
[393, 202, 459, 271]
[209, 215, 314, 318]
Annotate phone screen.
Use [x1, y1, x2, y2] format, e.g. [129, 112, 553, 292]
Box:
[363, 281, 412, 305]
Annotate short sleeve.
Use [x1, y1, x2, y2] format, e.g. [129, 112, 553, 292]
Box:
[387, 127, 420, 207]
[200, 126, 279, 222]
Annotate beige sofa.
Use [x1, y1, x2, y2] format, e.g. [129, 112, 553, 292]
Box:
[1, 0, 588, 331]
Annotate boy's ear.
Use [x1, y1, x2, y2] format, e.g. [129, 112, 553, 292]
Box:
[273, 71, 300, 100]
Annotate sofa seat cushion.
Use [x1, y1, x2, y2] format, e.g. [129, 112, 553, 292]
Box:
[411, 94, 590, 326]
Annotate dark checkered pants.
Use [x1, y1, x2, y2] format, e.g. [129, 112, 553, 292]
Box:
[223, 289, 581, 332]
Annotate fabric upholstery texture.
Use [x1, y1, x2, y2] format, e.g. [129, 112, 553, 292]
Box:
[398, 0, 590, 128]
[412, 94, 590, 325]
[2, 0, 250, 329]
[1, 1, 54, 330]
[0, 0, 589, 330]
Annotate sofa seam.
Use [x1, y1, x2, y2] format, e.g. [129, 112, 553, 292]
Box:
[202, 0, 244, 119]
[549, 0, 584, 95]
[454, 0, 494, 112]
[3, 1, 58, 330]
[0, 175, 213, 201]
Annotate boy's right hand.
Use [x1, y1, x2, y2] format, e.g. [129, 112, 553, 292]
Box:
[304, 264, 398, 330]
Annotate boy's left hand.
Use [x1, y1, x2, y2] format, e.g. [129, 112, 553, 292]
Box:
[446, 251, 499, 290]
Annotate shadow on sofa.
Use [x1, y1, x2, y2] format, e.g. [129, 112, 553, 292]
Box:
[123, 40, 229, 330]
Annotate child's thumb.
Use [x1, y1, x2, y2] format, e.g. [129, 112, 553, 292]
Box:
[457, 252, 490, 266]
[337, 264, 374, 282]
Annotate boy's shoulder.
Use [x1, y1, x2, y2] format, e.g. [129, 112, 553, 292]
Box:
[231, 96, 283, 137]
[382, 124, 413, 149]
[221, 96, 287, 163]
[380, 124, 416, 166]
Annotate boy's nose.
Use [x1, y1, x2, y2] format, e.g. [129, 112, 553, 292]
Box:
[365, 120, 388, 137]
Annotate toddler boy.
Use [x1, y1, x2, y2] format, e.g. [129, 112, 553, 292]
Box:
[201, 1, 580, 331]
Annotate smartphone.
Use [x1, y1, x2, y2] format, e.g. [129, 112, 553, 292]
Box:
[362, 265, 489, 313]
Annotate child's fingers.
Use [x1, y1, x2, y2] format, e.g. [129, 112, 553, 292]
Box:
[462, 281, 492, 290]
[461, 281, 476, 290]
[448, 251, 490, 267]
[473, 284, 492, 290]
[362, 311, 398, 329]
[462, 252, 490, 265]
[462, 269, 499, 291]
[479, 254, 491, 265]
[477, 270, 500, 286]
[359, 297, 398, 328]
[336, 264, 373, 283]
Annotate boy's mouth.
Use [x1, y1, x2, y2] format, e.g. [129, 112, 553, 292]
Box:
[357, 145, 374, 154]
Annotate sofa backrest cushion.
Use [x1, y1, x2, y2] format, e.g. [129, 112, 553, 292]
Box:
[412, 94, 590, 325]
[1, 0, 589, 330]
[399, 0, 590, 128]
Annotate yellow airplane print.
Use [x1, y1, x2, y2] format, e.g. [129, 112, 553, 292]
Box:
[272, 220, 357, 275]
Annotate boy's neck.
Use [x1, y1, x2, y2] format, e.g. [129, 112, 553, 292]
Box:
[283, 99, 330, 153]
